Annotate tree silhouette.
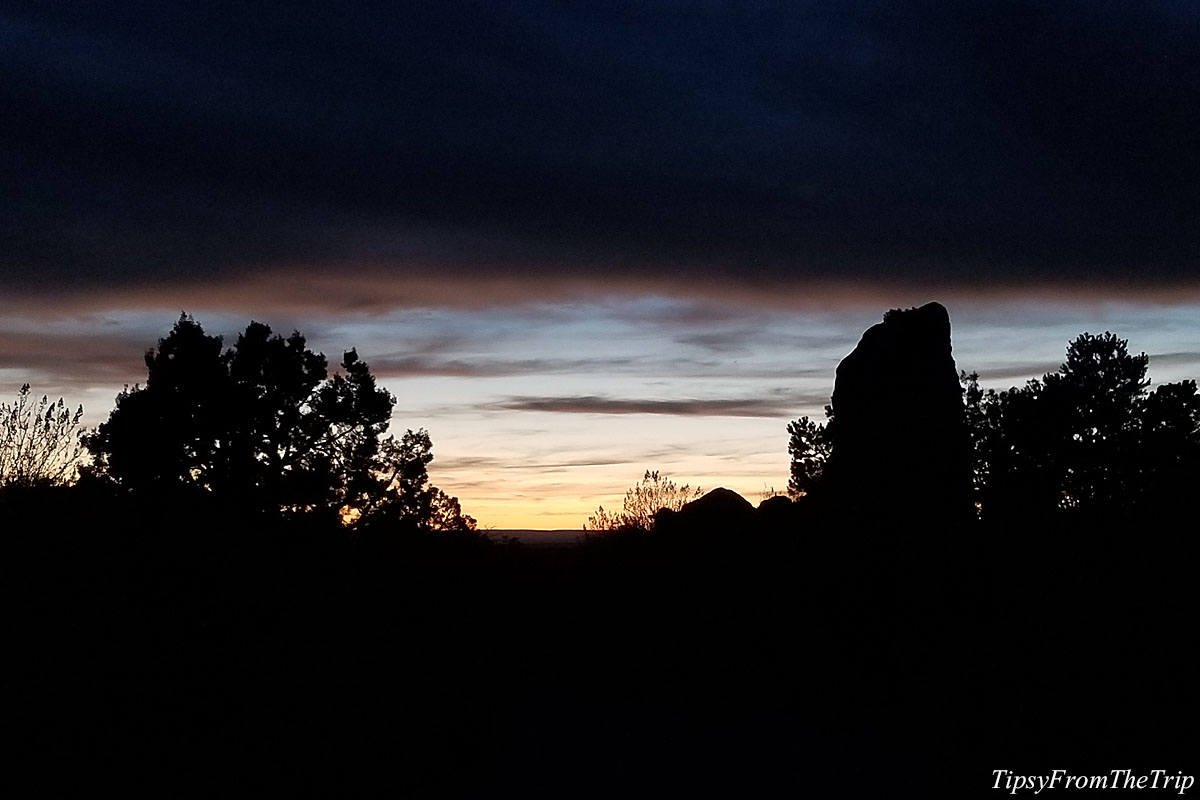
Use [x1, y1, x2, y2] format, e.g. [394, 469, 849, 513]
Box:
[964, 331, 1198, 518]
[87, 313, 473, 529]
[584, 470, 701, 532]
[1138, 379, 1200, 504]
[351, 428, 476, 532]
[1049, 332, 1149, 508]
[0, 384, 86, 488]
[786, 407, 833, 498]
[86, 315, 230, 494]
[960, 371, 988, 511]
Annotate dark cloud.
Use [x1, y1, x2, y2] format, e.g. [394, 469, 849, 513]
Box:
[370, 355, 637, 379]
[2, 2, 1197, 300]
[494, 392, 824, 417]
[961, 351, 1200, 387]
[1148, 352, 1200, 370]
[673, 329, 758, 355]
[369, 351, 826, 380]
[436, 455, 639, 473]
[0, 329, 149, 389]
[967, 362, 1064, 385]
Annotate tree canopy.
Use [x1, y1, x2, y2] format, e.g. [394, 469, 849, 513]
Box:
[962, 332, 1199, 519]
[87, 314, 474, 532]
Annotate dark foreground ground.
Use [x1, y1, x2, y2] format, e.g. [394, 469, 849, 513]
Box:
[11, 490, 1196, 796]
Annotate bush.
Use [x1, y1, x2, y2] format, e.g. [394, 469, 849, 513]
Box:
[584, 470, 701, 532]
[0, 384, 85, 488]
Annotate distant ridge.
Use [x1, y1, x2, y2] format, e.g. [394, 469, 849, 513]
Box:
[488, 529, 583, 547]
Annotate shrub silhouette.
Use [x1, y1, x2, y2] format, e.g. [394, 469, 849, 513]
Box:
[584, 470, 701, 532]
[0, 384, 86, 488]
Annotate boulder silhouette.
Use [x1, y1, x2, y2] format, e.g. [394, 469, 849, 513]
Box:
[756, 494, 792, 519]
[657, 487, 756, 535]
[825, 302, 974, 526]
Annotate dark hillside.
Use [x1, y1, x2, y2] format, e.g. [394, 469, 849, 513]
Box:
[12, 487, 1195, 796]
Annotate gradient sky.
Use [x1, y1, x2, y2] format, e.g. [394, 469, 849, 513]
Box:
[3, 2, 1197, 527]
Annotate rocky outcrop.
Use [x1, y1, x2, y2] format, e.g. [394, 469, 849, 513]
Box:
[655, 487, 756, 535]
[825, 302, 974, 525]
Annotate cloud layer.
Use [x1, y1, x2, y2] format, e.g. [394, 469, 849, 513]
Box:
[3, 2, 1197, 303]
[494, 394, 820, 418]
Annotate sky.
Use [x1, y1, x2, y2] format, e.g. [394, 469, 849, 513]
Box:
[2, 1, 1198, 528]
